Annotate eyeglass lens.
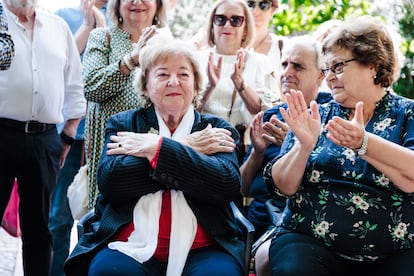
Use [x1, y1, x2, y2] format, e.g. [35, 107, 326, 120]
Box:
[213, 15, 245, 27]
[322, 58, 356, 76]
[246, 1, 272, 10]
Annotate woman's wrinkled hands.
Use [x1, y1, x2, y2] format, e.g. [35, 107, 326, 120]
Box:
[231, 48, 247, 88]
[81, 0, 106, 28]
[106, 131, 160, 160]
[326, 101, 366, 150]
[180, 124, 235, 155]
[130, 26, 158, 64]
[207, 51, 222, 89]
[280, 90, 321, 149]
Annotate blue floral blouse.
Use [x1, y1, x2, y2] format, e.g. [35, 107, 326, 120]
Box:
[264, 92, 414, 261]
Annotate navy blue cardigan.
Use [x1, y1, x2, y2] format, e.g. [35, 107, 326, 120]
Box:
[64, 106, 245, 275]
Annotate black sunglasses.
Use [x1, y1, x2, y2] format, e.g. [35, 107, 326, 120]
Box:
[246, 0, 272, 11]
[213, 15, 245, 27]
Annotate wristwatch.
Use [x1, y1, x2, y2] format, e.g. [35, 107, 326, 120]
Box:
[60, 132, 75, 146]
[355, 132, 369, 156]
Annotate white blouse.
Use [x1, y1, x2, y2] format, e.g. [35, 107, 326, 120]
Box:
[198, 48, 279, 127]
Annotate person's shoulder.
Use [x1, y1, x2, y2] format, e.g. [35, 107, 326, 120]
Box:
[36, 7, 71, 28]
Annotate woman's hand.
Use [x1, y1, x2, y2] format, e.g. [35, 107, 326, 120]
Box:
[92, 6, 106, 28]
[326, 101, 365, 150]
[180, 124, 235, 155]
[207, 51, 222, 89]
[280, 90, 321, 149]
[130, 26, 158, 66]
[106, 131, 160, 160]
[231, 48, 247, 90]
[80, 0, 96, 28]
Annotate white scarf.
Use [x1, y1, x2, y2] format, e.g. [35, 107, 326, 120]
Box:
[108, 106, 197, 276]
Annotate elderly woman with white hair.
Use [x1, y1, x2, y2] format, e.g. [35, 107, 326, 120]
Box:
[65, 38, 246, 276]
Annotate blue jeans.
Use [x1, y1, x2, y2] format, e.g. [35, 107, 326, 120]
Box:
[49, 139, 83, 276]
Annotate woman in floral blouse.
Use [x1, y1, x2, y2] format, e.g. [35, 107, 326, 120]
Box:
[82, 0, 170, 208]
[264, 15, 414, 275]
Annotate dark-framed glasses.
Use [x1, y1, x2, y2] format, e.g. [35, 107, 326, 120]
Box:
[322, 58, 356, 76]
[246, 0, 272, 11]
[213, 15, 245, 27]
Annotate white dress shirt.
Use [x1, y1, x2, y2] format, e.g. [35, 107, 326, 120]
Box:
[0, 7, 85, 124]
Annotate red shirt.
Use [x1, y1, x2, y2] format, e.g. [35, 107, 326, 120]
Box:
[111, 138, 215, 262]
[111, 191, 216, 262]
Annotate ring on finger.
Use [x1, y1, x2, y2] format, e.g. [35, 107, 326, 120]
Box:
[219, 142, 226, 147]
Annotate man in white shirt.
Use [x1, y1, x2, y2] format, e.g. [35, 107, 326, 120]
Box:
[0, 0, 85, 275]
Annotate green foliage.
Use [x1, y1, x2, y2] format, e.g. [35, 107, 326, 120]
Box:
[270, 0, 373, 36]
[392, 2, 414, 99]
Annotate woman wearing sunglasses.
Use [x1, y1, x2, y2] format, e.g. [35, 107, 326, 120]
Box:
[197, 0, 279, 151]
[265, 16, 414, 275]
[247, 0, 285, 89]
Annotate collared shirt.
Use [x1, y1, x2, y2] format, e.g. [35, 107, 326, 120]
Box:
[0, 2, 14, 70]
[0, 7, 85, 124]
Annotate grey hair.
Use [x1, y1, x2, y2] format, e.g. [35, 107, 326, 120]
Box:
[135, 36, 204, 108]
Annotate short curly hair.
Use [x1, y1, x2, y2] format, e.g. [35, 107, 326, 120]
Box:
[322, 15, 395, 88]
[135, 36, 203, 109]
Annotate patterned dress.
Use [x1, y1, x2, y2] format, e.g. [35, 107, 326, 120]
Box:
[265, 92, 414, 261]
[82, 26, 142, 208]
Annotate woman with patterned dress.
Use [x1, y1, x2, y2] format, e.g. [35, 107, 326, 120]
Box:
[265, 16, 414, 275]
[82, 0, 170, 208]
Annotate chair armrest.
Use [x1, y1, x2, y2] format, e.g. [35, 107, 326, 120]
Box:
[230, 201, 255, 276]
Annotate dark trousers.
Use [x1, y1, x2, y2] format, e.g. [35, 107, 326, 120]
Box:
[88, 246, 243, 276]
[269, 232, 414, 276]
[0, 125, 61, 276]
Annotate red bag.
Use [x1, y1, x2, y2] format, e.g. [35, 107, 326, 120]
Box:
[1, 179, 22, 237]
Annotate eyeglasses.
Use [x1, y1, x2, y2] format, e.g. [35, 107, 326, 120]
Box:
[322, 58, 356, 76]
[213, 15, 245, 27]
[122, 0, 152, 3]
[246, 1, 272, 11]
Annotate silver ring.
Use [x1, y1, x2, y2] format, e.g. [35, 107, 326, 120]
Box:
[219, 142, 226, 147]
[118, 143, 122, 148]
